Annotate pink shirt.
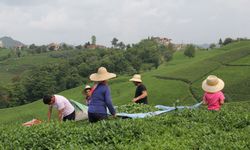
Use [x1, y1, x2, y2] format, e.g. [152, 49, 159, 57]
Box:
[203, 91, 225, 111]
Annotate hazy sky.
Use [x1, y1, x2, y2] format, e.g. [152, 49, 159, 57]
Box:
[0, 0, 249, 46]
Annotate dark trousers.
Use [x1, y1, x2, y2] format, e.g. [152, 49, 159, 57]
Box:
[63, 111, 75, 121]
[88, 112, 108, 123]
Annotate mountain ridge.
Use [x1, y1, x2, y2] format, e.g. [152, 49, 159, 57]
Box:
[0, 36, 25, 48]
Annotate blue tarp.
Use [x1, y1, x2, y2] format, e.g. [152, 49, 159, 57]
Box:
[116, 102, 202, 119]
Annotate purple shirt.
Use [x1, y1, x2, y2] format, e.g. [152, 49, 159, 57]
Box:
[88, 83, 116, 115]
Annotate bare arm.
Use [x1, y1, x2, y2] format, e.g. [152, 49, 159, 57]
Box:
[133, 91, 148, 102]
[202, 94, 207, 105]
[220, 92, 225, 105]
[220, 99, 224, 105]
[58, 108, 64, 122]
[202, 99, 207, 105]
[47, 106, 52, 122]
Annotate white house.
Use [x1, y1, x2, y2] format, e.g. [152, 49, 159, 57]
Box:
[152, 37, 172, 46]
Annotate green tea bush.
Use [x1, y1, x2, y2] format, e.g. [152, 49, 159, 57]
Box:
[116, 103, 158, 113]
[0, 102, 249, 149]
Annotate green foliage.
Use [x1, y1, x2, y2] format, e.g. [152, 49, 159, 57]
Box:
[75, 45, 82, 49]
[116, 103, 158, 113]
[229, 55, 250, 65]
[219, 38, 223, 45]
[125, 39, 170, 70]
[209, 43, 216, 49]
[29, 44, 37, 49]
[0, 48, 11, 61]
[0, 86, 11, 108]
[117, 41, 125, 49]
[111, 37, 119, 48]
[223, 37, 233, 45]
[91, 35, 96, 45]
[0, 41, 250, 149]
[0, 102, 249, 149]
[1, 40, 249, 110]
[184, 44, 195, 57]
[9, 63, 82, 104]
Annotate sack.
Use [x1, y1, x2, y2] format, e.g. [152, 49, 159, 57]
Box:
[75, 111, 88, 121]
[22, 119, 42, 127]
[69, 99, 88, 121]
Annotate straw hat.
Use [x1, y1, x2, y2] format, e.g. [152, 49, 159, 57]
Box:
[202, 75, 224, 93]
[129, 74, 142, 82]
[89, 67, 116, 81]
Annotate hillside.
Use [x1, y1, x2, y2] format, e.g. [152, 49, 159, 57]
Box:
[0, 41, 249, 124]
[0, 36, 25, 48]
[0, 51, 66, 85]
[0, 41, 250, 149]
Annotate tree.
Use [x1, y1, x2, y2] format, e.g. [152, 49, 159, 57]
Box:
[84, 42, 90, 48]
[117, 41, 125, 49]
[223, 38, 233, 45]
[91, 35, 96, 45]
[219, 38, 223, 46]
[29, 44, 37, 49]
[184, 44, 195, 58]
[65, 67, 82, 89]
[10, 82, 27, 105]
[126, 44, 131, 49]
[209, 43, 216, 49]
[61, 43, 70, 50]
[40, 45, 47, 52]
[16, 49, 21, 57]
[111, 38, 119, 48]
[0, 86, 11, 108]
[167, 43, 174, 51]
[163, 50, 173, 62]
[158, 44, 174, 62]
[78, 62, 91, 77]
[75, 45, 82, 49]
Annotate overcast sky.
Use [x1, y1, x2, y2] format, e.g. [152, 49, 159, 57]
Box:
[0, 0, 249, 46]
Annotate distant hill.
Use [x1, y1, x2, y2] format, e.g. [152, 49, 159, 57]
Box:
[0, 36, 25, 48]
[196, 43, 220, 49]
[196, 43, 210, 49]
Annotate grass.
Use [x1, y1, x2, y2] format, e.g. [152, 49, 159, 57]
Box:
[230, 55, 250, 65]
[0, 48, 9, 57]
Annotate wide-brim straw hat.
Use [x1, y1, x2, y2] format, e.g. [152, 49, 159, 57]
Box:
[202, 75, 224, 93]
[90, 67, 116, 81]
[129, 74, 142, 82]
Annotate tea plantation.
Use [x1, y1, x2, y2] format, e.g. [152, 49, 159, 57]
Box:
[0, 103, 249, 149]
[0, 50, 65, 85]
[0, 41, 250, 149]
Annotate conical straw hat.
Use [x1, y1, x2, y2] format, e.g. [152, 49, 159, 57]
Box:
[90, 67, 116, 81]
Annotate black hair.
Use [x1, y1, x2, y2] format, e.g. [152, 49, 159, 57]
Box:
[43, 95, 52, 104]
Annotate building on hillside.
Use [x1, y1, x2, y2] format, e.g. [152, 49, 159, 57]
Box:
[85, 44, 106, 49]
[47, 43, 60, 51]
[15, 45, 23, 50]
[0, 41, 3, 48]
[174, 44, 187, 51]
[152, 37, 172, 46]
